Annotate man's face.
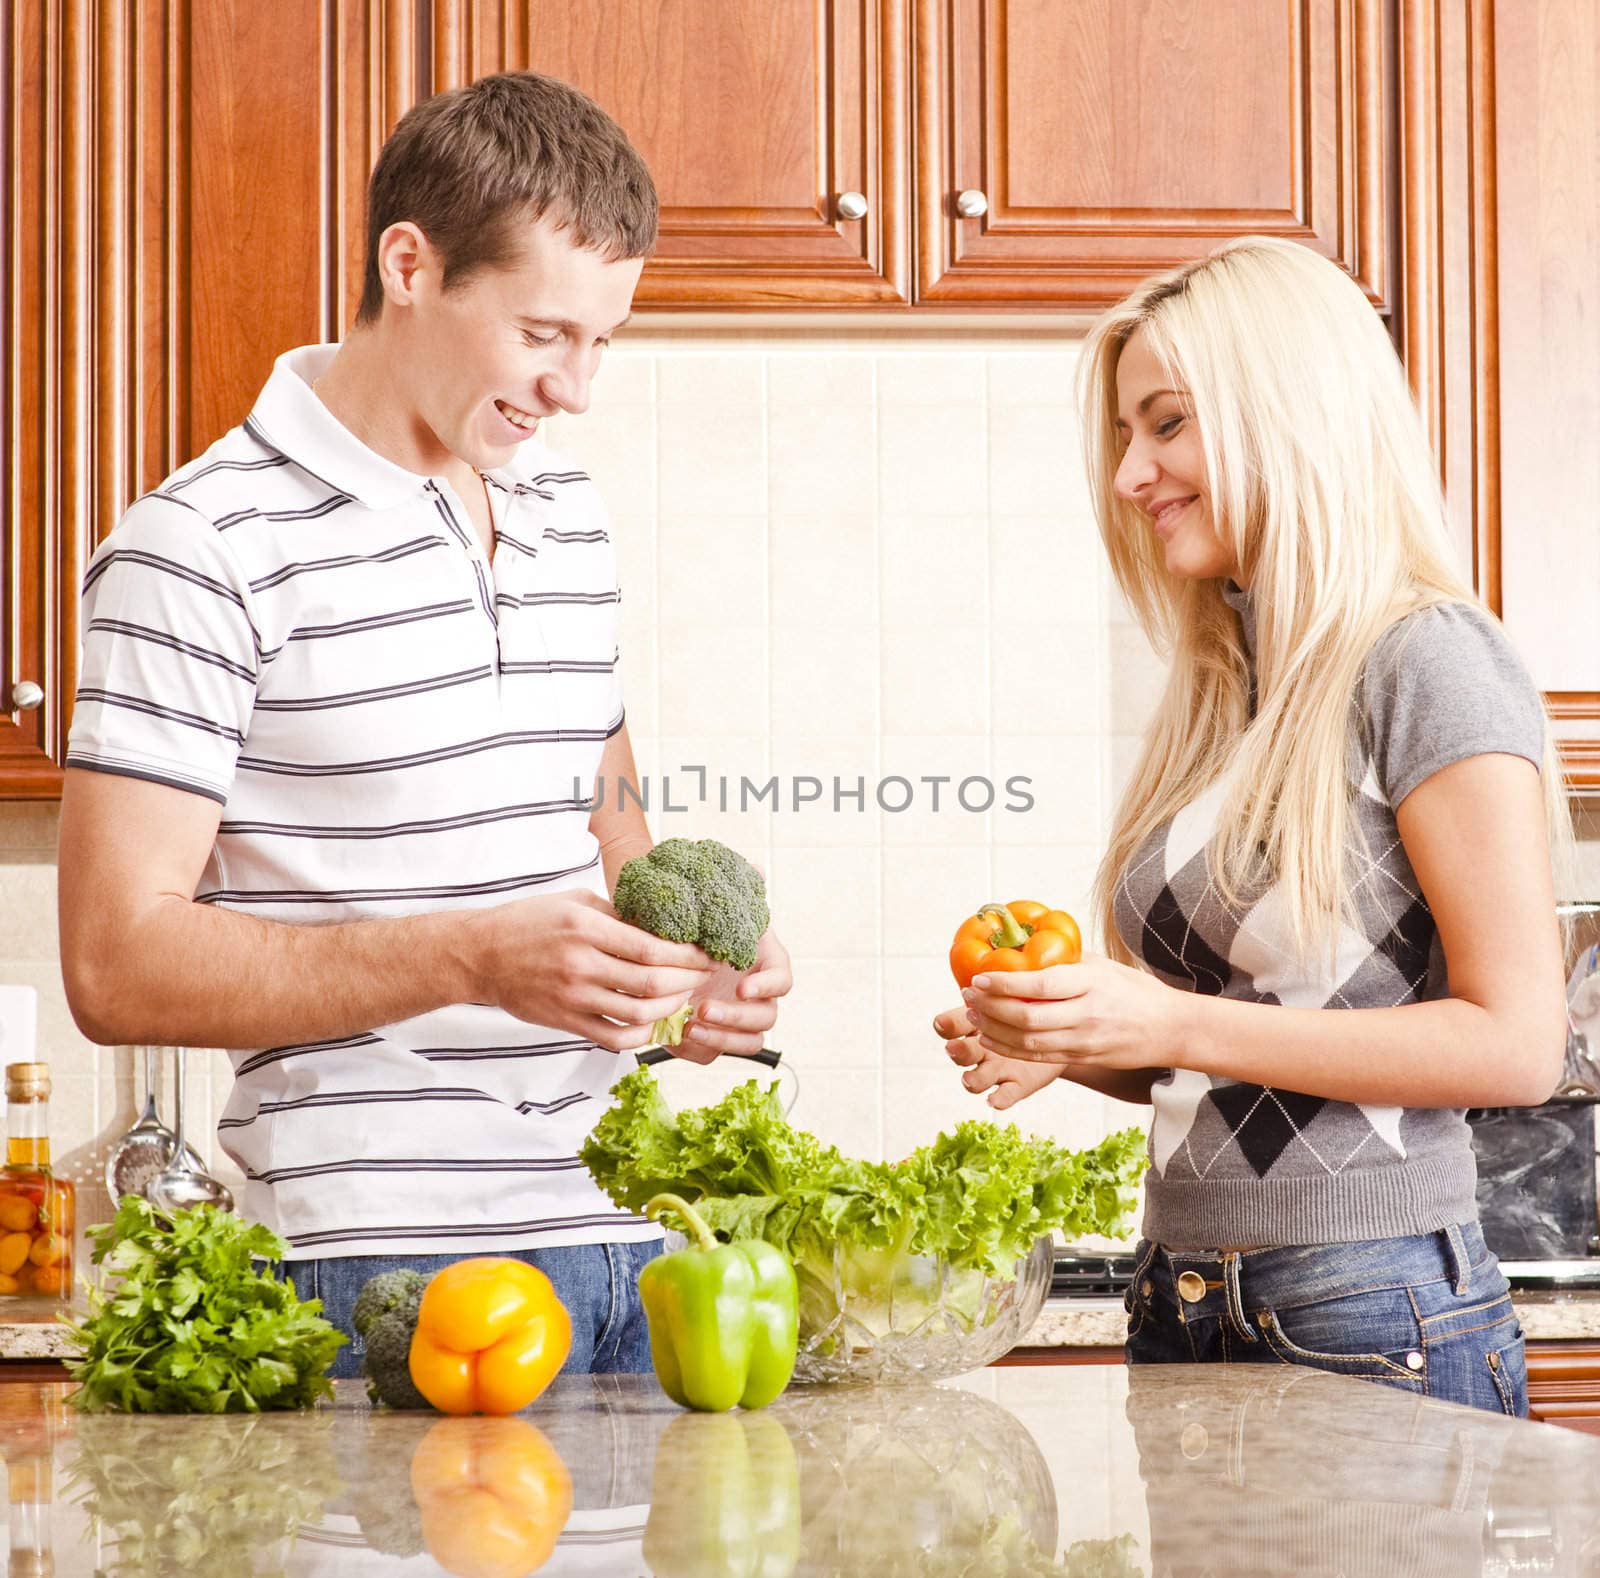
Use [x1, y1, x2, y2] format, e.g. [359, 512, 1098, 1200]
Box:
[400, 212, 643, 472]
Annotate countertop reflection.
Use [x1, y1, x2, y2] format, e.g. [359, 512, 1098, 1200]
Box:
[5, 1364, 1600, 1575]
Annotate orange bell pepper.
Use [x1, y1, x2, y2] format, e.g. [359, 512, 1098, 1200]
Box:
[410, 1415, 573, 1578]
[408, 1258, 572, 1416]
[949, 900, 1082, 991]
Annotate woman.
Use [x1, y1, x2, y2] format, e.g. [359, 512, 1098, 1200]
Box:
[935, 236, 1572, 1415]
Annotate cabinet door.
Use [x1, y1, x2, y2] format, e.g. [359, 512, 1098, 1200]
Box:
[0, 1, 417, 800]
[430, 0, 909, 305]
[1491, 2, 1600, 788]
[1402, 0, 1600, 789]
[915, 0, 1390, 310]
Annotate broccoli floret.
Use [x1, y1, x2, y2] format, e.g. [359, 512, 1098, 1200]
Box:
[612, 838, 771, 1042]
[351, 1270, 431, 1410]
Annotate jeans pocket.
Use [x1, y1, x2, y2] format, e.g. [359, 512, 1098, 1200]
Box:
[1123, 1241, 1158, 1340]
[1256, 1287, 1425, 1387]
[1486, 1331, 1525, 1417]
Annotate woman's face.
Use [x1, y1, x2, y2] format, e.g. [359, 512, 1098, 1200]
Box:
[1112, 327, 1240, 584]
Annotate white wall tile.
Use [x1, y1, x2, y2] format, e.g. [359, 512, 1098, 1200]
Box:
[768, 846, 881, 960]
[991, 512, 1104, 627]
[658, 404, 765, 515]
[656, 354, 764, 407]
[1108, 622, 1168, 735]
[657, 511, 766, 616]
[881, 844, 991, 958]
[989, 846, 1104, 934]
[770, 512, 877, 629]
[876, 354, 984, 406]
[658, 624, 766, 736]
[770, 628, 878, 736]
[989, 402, 1090, 516]
[880, 514, 987, 626]
[882, 954, 961, 1067]
[772, 957, 881, 1068]
[651, 735, 772, 854]
[879, 404, 988, 515]
[785, 1067, 882, 1162]
[881, 622, 989, 735]
[878, 734, 994, 848]
[768, 404, 875, 514]
[592, 351, 655, 405]
[991, 620, 1104, 737]
[986, 350, 1080, 407]
[992, 733, 1103, 848]
[767, 352, 875, 408]
[0, 867, 59, 960]
[768, 736, 882, 848]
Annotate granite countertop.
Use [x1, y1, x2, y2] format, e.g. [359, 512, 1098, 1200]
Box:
[4, 1366, 1600, 1574]
[6, 1288, 1600, 1361]
[1022, 1288, 1600, 1348]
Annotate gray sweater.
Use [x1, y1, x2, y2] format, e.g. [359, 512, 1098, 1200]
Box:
[1114, 590, 1547, 1250]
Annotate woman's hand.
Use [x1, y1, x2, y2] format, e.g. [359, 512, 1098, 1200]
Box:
[961, 954, 1190, 1070]
[935, 1010, 1065, 1110]
[672, 928, 795, 1065]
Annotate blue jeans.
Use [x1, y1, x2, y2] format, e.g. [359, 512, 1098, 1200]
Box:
[1124, 1221, 1527, 1416]
[288, 1239, 663, 1380]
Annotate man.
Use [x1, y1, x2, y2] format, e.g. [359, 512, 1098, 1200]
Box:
[57, 72, 792, 1374]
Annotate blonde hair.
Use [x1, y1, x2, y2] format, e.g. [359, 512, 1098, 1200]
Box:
[1079, 236, 1572, 965]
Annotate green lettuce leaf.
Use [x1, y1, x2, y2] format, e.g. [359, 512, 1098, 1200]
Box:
[580, 1067, 1147, 1282]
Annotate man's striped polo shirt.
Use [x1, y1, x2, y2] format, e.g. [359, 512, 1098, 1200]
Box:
[67, 343, 659, 1258]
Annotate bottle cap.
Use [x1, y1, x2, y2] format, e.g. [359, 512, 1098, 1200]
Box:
[4, 1062, 49, 1101]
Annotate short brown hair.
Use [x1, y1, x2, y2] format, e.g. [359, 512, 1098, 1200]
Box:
[356, 72, 658, 325]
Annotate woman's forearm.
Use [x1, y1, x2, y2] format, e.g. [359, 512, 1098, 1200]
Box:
[1177, 991, 1564, 1109]
[1060, 1066, 1158, 1105]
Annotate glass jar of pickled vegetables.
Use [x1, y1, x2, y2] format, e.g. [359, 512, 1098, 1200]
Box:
[0, 1063, 73, 1307]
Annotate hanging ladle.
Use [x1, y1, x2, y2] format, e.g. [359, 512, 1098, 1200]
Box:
[146, 1047, 234, 1218]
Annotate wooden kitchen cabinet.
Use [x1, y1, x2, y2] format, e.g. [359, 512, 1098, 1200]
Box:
[0, 1, 419, 795]
[1527, 1343, 1600, 1435]
[429, 0, 910, 305]
[914, 0, 1391, 310]
[4, 1, 1597, 798]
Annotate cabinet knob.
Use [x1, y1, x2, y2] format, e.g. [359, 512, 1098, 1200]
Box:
[955, 188, 989, 219]
[10, 681, 43, 712]
[836, 190, 868, 221]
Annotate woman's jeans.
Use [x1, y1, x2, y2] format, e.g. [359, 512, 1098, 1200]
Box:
[288, 1239, 663, 1380]
[1124, 1221, 1528, 1417]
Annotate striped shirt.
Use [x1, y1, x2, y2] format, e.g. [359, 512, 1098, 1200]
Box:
[68, 343, 659, 1257]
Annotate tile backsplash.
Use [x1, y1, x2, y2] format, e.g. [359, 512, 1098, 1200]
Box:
[7, 329, 1600, 1250]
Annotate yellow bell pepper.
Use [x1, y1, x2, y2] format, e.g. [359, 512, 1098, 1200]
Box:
[408, 1258, 572, 1416]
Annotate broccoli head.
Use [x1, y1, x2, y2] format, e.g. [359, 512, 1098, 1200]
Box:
[351, 1269, 431, 1410]
[612, 838, 771, 1042]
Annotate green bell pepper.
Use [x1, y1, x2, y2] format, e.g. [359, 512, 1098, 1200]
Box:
[639, 1193, 799, 1412]
[641, 1410, 801, 1578]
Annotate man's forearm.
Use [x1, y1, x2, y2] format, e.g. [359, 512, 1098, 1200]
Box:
[67, 896, 484, 1050]
[588, 722, 654, 890]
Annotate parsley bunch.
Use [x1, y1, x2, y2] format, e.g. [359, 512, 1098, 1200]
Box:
[64, 1197, 346, 1413]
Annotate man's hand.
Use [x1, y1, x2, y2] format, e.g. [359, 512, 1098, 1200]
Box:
[471, 889, 713, 1052]
[669, 929, 795, 1066]
[933, 1007, 1064, 1109]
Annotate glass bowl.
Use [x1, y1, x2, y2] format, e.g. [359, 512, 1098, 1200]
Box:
[789, 1234, 1053, 1384]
